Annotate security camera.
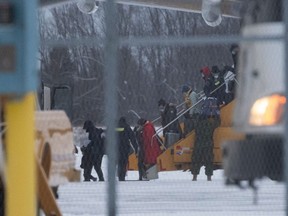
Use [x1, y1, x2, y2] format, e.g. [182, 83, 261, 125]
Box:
[77, 0, 99, 14]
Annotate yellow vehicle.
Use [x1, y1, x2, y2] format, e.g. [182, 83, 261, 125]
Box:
[222, 0, 285, 182]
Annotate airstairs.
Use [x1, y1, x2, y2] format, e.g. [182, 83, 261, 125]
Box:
[128, 100, 245, 180]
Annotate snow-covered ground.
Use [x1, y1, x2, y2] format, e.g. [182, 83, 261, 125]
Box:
[57, 152, 286, 216]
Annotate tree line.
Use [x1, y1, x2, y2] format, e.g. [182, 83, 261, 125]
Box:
[38, 3, 240, 126]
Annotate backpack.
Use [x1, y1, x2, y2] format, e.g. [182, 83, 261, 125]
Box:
[201, 97, 220, 118]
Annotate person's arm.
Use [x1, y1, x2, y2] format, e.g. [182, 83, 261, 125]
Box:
[127, 126, 138, 154]
[204, 79, 212, 97]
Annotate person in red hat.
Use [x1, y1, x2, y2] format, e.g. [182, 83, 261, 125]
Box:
[190, 67, 221, 181]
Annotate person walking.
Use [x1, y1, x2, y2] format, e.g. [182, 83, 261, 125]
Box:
[80, 143, 97, 182]
[83, 120, 105, 182]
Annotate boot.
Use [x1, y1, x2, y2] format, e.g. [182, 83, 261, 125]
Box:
[207, 176, 212, 181]
[192, 175, 197, 181]
[90, 176, 97, 182]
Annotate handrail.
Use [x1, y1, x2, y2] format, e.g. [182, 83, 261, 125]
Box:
[152, 74, 238, 145]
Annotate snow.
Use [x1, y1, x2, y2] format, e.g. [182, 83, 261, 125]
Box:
[57, 153, 286, 216]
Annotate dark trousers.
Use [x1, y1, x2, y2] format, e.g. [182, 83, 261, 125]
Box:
[93, 154, 104, 181]
[118, 153, 129, 181]
[83, 154, 104, 181]
[82, 153, 93, 181]
[191, 117, 220, 176]
[137, 150, 146, 180]
[184, 114, 199, 137]
[83, 161, 93, 181]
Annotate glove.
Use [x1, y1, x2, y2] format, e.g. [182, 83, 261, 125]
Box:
[101, 132, 105, 139]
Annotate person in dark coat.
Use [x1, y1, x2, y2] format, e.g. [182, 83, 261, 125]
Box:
[82, 120, 105, 181]
[117, 117, 138, 181]
[211, 65, 226, 106]
[158, 98, 183, 144]
[133, 125, 147, 180]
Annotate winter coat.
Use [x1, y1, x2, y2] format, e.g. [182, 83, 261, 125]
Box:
[141, 121, 162, 165]
[185, 90, 202, 116]
[161, 103, 182, 137]
[117, 120, 138, 157]
[87, 126, 105, 156]
[203, 75, 225, 106]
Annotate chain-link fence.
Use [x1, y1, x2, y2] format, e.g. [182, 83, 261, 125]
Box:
[33, 0, 288, 215]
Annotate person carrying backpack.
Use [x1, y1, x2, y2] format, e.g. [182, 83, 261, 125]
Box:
[190, 67, 221, 182]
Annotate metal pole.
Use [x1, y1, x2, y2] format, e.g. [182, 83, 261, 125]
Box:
[5, 94, 36, 216]
[282, 0, 288, 215]
[104, 0, 118, 215]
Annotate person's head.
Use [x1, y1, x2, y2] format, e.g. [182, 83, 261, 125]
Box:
[119, 116, 126, 124]
[158, 98, 166, 113]
[230, 44, 239, 56]
[181, 85, 191, 94]
[83, 120, 94, 132]
[137, 118, 147, 126]
[211, 65, 220, 79]
[200, 66, 211, 80]
[223, 65, 234, 73]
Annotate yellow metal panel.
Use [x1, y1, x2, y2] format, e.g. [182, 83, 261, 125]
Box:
[220, 100, 236, 127]
[5, 93, 36, 216]
[157, 146, 178, 171]
[127, 153, 138, 170]
[173, 131, 195, 163]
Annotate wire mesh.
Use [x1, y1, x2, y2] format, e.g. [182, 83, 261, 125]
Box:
[34, 0, 287, 215]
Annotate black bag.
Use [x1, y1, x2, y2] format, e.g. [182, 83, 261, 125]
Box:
[201, 97, 220, 117]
